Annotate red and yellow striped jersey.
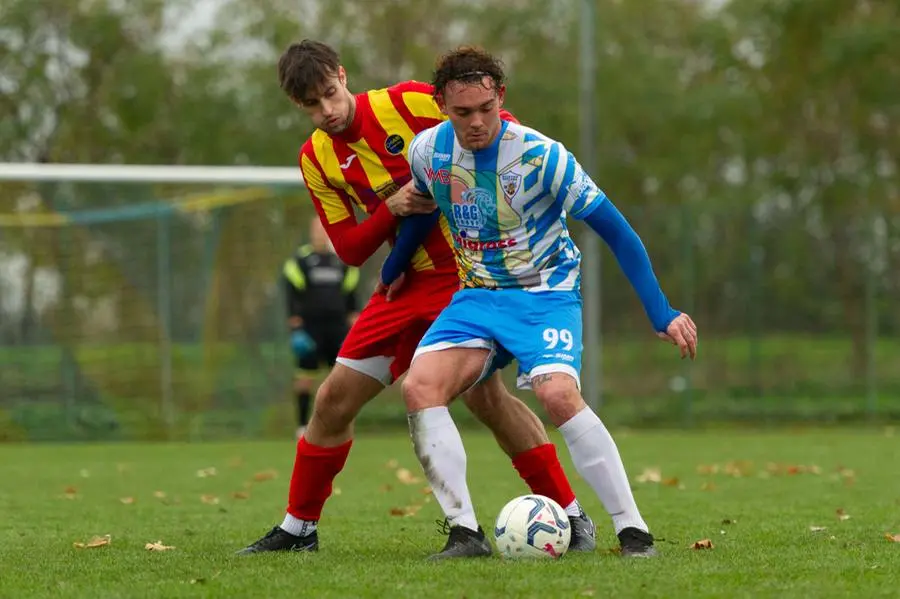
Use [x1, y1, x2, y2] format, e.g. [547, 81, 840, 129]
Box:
[300, 81, 456, 275]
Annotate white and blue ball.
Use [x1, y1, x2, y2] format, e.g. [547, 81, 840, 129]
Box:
[494, 494, 571, 559]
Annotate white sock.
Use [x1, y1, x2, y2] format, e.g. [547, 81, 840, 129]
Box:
[559, 407, 649, 534]
[408, 407, 478, 532]
[281, 513, 316, 537]
[564, 499, 582, 518]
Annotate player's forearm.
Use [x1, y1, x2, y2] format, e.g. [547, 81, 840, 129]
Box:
[583, 199, 680, 332]
[380, 211, 441, 284]
[325, 203, 398, 266]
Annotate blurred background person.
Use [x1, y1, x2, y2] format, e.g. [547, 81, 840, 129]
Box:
[283, 218, 360, 439]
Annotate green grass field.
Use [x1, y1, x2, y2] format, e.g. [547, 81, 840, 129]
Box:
[2, 429, 899, 598]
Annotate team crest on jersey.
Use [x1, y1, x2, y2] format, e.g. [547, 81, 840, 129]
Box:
[500, 173, 522, 199]
[384, 134, 405, 155]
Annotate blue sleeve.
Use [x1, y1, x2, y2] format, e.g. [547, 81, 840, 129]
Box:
[583, 199, 680, 333]
[380, 211, 441, 285]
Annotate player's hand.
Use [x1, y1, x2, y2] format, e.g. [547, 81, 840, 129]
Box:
[346, 312, 359, 327]
[386, 181, 437, 216]
[657, 313, 698, 360]
[374, 272, 406, 302]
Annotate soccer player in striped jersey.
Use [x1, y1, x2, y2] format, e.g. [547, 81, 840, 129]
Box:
[238, 40, 597, 556]
[381, 47, 698, 558]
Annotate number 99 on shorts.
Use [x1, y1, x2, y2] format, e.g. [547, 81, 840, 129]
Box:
[542, 328, 574, 351]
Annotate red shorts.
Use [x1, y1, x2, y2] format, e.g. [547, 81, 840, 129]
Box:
[337, 271, 459, 385]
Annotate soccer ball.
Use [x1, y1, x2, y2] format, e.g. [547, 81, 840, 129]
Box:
[493, 494, 571, 559]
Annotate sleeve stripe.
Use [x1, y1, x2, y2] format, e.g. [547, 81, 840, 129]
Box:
[300, 150, 352, 224]
[542, 142, 560, 193]
[402, 91, 444, 121]
[554, 152, 577, 206]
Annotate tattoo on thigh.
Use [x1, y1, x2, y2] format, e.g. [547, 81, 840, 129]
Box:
[532, 374, 553, 388]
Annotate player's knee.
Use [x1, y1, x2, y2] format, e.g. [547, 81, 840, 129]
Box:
[312, 378, 358, 433]
[533, 375, 585, 427]
[401, 374, 444, 411]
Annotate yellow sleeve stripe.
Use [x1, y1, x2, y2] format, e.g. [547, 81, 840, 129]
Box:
[300, 150, 351, 225]
[402, 91, 446, 122]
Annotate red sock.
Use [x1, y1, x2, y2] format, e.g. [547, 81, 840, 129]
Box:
[512, 443, 576, 508]
[286, 437, 353, 521]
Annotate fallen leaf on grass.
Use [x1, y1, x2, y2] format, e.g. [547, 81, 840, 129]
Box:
[724, 461, 754, 477]
[691, 539, 714, 550]
[252, 469, 278, 482]
[421, 487, 433, 495]
[333, 487, 342, 496]
[395, 468, 421, 485]
[200, 494, 220, 505]
[389, 504, 423, 517]
[722, 519, 737, 525]
[834, 466, 856, 487]
[74, 535, 111, 549]
[581, 590, 595, 597]
[809, 526, 828, 533]
[145, 540, 175, 551]
[379, 484, 393, 493]
[385, 459, 399, 469]
[885, 533, 900, 543]
[153, 491, 167, 499]
[231, 491, 250, 500]
[635, 467, 661, 483]
[661, 477, 680, 488]
[196, 467, 218, 478]
[701, 482, 717, 491]
[836, 508, 851, 521]
[63, 486, 78, 499]
[120, 497, 135, 505]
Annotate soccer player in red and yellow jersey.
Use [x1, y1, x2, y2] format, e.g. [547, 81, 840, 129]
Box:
[238, 40, 596, 558]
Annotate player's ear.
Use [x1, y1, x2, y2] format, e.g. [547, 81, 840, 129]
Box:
[435, 93, 448, 115]
[497, 85, 506, 107]
[338, 66, 347, 87]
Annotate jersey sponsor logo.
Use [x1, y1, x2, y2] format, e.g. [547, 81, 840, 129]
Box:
[384, 134, 405, 155]
[339, 154, 357, 170]
[500, 172, 521, 199]
[452, 232, 518, 251]
[453, 187, 494, 230]
[433, 152, 452, 161]
[424, 167, 451, 184]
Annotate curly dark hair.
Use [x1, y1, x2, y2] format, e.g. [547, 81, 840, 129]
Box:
[431, 46, 506, 98]
[278, 39, 341, 102]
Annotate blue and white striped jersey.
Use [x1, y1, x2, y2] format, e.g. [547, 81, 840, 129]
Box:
[408, 119, 606, 291]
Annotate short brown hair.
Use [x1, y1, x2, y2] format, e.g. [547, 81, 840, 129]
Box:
[278, 40, 340, 102]
[432, 46, 506, 98]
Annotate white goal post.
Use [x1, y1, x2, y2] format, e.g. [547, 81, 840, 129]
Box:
[0, 162, 307, 186]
